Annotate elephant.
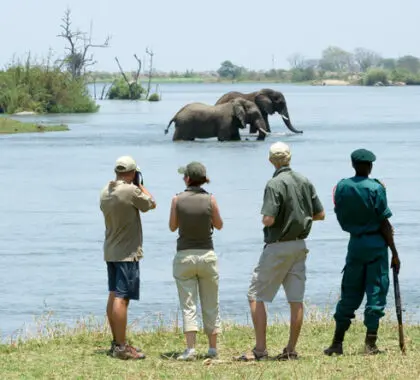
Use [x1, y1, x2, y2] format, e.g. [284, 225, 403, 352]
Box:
[215, 88, 302, 134]
[164, 98, 268, 141]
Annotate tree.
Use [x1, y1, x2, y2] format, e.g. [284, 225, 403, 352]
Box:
[287, 53, 306, 69]
[57, 7, 110, 79]
[145, 47, 154, 98]
[319, 46, 354, 72]
[380, 58, 396, 70]
[217, 60, 242, 80]
[354, 47, 382, 72]
[111, 54, 143, 100]
[396, 55, 420, 74]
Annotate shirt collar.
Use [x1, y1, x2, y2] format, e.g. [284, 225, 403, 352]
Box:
[185, 186, 208, 193]
[273, 166, 291, 177]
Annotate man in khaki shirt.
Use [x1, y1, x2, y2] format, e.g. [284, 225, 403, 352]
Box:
[100, 156, 156, 360]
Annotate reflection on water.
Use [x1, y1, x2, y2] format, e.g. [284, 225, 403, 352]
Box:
[1, 83, 420, 340]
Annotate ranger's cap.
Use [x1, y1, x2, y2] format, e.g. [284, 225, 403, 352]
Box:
[178, 161, 209, 182]
[114, 156, 140, 173]
[351, 149, 376, 163]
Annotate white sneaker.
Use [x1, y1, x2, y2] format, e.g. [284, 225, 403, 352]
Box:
[206, 348, 218, 358]
[177, 348, 196, 361]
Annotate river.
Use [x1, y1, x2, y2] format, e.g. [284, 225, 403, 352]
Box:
[1, 82, 420, 341]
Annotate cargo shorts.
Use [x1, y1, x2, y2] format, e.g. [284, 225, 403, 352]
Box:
[247, 240, 309, 303]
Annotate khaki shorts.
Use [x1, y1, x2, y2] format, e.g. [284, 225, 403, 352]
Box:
[247, 240, 309, 303]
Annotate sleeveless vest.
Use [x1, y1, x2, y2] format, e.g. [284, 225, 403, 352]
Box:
[176, 187, 214, 251]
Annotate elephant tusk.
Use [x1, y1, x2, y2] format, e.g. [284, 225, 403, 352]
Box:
[281, 114, 289, 121]
[258, 128, 269, 135]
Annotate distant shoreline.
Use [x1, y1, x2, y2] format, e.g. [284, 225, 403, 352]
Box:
[87, 77, 416, 87]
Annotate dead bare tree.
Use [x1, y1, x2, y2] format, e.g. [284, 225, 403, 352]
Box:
[57, 7, 111, 79]
[145, 47, 154, 98]
[112, 55, 143, 99]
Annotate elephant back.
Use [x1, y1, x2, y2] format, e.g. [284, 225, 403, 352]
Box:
[215, 91, 249, 105]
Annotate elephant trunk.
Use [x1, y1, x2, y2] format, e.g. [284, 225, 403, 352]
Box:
[279, 105, 303, 134]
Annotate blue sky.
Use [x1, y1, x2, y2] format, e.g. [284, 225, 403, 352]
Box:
[1, 0, 419, 72]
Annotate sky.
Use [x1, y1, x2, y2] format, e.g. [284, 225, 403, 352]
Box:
[0, 0, 419, 73]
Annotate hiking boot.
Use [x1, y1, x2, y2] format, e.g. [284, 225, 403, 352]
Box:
[109, 340, 142, 355]
[112, 344, 146, 360]
[324, 327, 345, 356]
[324, 342, 343, 356]
[364, 333, 382, 355]
[177, 348, 197, 361]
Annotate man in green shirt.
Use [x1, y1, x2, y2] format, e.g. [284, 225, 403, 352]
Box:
[324, 148, 401, 356]
[236, 141, 325, 361]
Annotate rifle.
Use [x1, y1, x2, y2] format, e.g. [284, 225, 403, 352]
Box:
[392, 266, 406, 354]
[379, 218, 406, 354]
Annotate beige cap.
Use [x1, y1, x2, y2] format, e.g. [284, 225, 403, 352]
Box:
[114, 156, 140, 173]
[269, 141, 291, 164]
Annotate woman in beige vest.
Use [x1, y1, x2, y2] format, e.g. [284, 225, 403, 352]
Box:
[169, 161, 223, 361]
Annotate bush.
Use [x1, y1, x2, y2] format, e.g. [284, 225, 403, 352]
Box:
[0, 63, 98, 114]
[363, 68, 389, 86]
[147, 93, 160, 102]
[290, 68, 316, 82]
[107, 78, 144, 100]
[389, 68, 420, 85]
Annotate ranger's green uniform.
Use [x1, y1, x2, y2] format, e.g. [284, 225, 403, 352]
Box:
[325, 148, 392, 355]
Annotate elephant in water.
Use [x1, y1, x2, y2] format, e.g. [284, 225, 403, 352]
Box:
[164, 98, 269, 141]
[215, 88, 302, 134]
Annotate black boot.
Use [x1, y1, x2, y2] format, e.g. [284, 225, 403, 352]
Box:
[364, 331, 381, 355]
[324, 329, 345, 356]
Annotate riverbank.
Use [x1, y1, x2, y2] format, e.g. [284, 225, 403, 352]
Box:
[0, 118, 69, 134]
[1, 312, 418, 379]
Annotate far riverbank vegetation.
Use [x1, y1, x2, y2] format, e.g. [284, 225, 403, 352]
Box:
[87, 47, 420, 88]
[1, 7, 419, 119]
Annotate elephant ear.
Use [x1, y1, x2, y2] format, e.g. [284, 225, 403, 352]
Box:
[255, 93, 274, 115]
[232, 101, 247, 128]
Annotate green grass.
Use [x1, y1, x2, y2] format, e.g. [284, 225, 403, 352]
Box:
[0, 118, 69, 134]
[1, 309, 419, 379]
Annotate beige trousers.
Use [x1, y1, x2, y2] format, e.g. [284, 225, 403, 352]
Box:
[173, 249, 221, 334]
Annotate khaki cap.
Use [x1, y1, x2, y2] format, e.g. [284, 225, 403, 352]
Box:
[269, 141, 291, 163]
[114, 156, 140, 173]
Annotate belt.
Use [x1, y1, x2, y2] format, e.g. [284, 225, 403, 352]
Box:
[264, 237, 301, 245]
[352, 230, 381, 237]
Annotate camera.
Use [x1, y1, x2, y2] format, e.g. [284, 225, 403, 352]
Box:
[134, 170, 144, 186]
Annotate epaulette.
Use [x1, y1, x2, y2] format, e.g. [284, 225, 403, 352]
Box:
[374, 178, 386, 188]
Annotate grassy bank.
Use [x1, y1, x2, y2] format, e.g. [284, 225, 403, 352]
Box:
[0, 118, 68, 134]
[1, 312, 419, 379]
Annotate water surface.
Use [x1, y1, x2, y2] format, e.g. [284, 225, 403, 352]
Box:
[1, 83, 420, 340]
